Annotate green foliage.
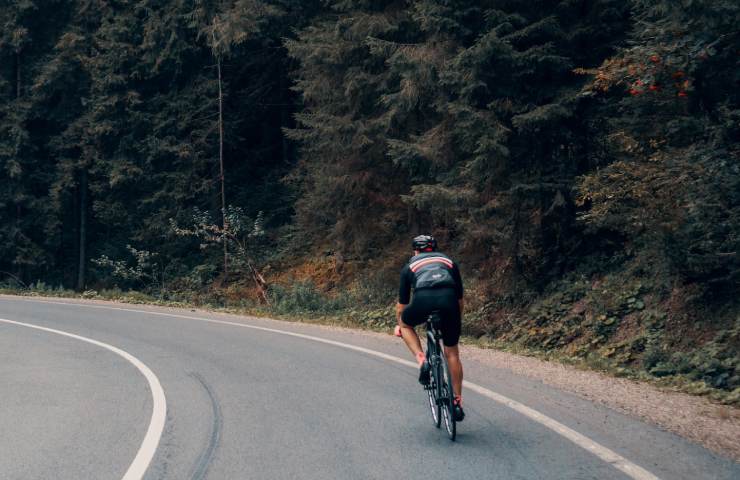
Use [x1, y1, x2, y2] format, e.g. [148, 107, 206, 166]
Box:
[644, 324, 740, 391]
[269, 280, 349, 315]
[170, 205, 268, 272]
[0, 0, 312, 288]
[576, 0, 740, 295]
[93, 245, 160, 289]
[286, 0, 632, 289]
[475, 259, 739, 403]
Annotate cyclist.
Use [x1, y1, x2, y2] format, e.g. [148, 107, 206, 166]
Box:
[395, 234, 465, 421]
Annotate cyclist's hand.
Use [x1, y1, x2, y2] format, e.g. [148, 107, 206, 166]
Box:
[394, 325, 403, 337]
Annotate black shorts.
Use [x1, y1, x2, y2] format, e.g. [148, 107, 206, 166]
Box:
[401, 288, 461, 347]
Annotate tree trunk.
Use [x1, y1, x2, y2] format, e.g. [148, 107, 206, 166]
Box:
[77, 169, 88, 291]
[14, 52, 21, 279]
[16, 52, 21, 99]
[15, 205, 21, 280]
[217, 55, 228, 276]
[280, 71, 290, 165]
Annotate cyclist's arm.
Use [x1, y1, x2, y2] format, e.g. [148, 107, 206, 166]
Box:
[397, 265, 412, 323]
[452, 263, 464, 315]
[396, 302, 406, 323]
[451, 263, 464, 299]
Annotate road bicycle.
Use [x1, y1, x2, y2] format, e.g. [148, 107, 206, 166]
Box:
[423, 310, 456, 440]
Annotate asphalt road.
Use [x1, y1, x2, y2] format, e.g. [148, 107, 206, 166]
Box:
[1, 296, 737, 480]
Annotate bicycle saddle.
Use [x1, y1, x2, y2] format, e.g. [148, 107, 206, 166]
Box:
[428, 311, 442, 329]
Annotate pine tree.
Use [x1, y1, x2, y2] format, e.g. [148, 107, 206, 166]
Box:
[31, 0, 134, 289]
[285, 0, 408, 255]
[0, 0, 67, 282]
[287, 0, 631, 289]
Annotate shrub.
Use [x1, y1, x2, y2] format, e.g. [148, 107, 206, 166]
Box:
[269, 281, 349, 315]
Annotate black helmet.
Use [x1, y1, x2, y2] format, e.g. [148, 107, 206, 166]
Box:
[412, 234, 437, 252]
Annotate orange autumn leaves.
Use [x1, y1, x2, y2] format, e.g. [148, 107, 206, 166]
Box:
[578, 47, 709, 100]
[627, 55, 691, 98]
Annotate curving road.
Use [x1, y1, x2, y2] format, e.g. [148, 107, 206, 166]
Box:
[1, 296, 737, 480]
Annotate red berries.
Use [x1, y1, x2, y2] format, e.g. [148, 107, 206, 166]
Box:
[625, 57, 691, 99]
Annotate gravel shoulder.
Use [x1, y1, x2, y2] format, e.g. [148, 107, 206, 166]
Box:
[4, 294, 739, 463]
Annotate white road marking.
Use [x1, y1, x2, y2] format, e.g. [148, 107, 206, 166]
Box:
[0, 316, 167, 480]
[3, 297, 660, 480]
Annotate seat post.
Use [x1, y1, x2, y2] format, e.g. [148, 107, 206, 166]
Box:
[429, 311, 442, 339]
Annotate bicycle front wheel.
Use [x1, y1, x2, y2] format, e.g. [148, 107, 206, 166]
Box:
[425, 350, 441, 428]
[439, 351, 457, 440]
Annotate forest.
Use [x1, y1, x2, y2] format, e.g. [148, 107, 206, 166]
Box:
[1, 1, 738, 402]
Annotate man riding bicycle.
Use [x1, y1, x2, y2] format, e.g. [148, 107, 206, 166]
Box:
[396, 234, 465, 421]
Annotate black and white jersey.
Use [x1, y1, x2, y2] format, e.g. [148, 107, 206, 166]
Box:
[398, 252, 463, 304]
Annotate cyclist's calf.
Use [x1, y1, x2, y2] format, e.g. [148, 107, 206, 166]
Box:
[443, 344, 464, 399]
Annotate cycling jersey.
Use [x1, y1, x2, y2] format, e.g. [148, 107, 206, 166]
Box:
[398, 252, 463, 304]
[398, 252, 463, 346]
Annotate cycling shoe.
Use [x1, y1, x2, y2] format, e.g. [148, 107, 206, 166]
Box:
[453, 398, 465, 421]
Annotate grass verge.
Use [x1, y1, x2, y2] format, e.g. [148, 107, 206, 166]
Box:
[2, 280, 738, 407]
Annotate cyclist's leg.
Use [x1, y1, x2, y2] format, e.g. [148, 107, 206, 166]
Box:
[401, 301, 433, 384]
[400, 301, 426, 363]
[439, 295, 463, 398]
[400, 320, 423, 361]
[443, 344, 463, 398]
[444, 344, 465, 420]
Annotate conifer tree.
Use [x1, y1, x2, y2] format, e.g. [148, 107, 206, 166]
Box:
[288, 0, 630, 288]
[285, 0, 409, 255]
[33, 0, 133, 289]
[0, 0, 63, 281]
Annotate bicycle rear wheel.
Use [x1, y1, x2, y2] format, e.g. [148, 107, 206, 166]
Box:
[439, 350, 457, 440]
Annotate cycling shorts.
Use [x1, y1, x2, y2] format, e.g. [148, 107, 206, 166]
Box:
[401, 288, 461, 347]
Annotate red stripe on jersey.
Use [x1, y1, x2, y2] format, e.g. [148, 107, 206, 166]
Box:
[410, 256, 452, 269]
[410, 256, 453, 269]
[410, 257, 453, 272]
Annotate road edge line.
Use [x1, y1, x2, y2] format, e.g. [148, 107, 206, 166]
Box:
[4, 298, 659, 480]
[0, 317, 167, 480]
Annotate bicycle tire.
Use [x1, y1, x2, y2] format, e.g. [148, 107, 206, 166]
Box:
[425, 340, 441, 428]
[439, 349, 457, 440]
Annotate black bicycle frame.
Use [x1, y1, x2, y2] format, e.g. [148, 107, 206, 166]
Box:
[426, 313, 444, 402]
[424, 310, 456, 439]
